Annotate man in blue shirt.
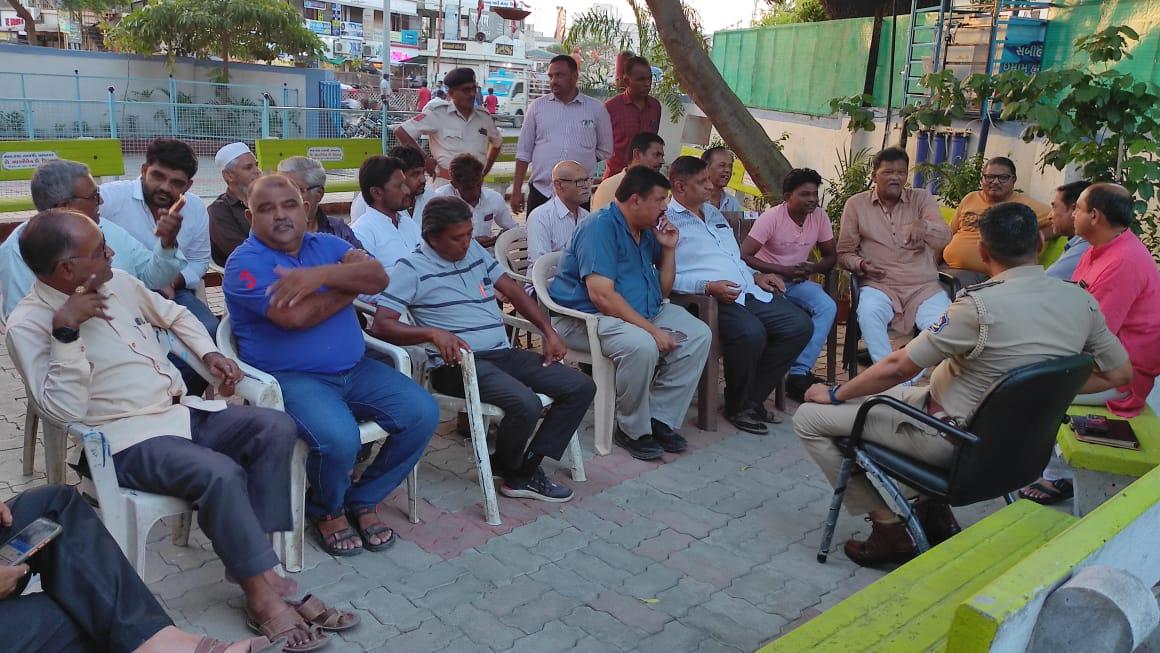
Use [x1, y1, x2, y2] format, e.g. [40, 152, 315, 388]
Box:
[372, 196, 596, 502]
[666, 156, 811, 435]
[549, 166, 712, 461]
[1045, 180, 1092, 280]
[224, 174, 438, 558]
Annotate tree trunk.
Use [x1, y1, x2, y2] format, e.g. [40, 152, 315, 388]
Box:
[7, 0, 38, 46]
[643, 0, 791, 198]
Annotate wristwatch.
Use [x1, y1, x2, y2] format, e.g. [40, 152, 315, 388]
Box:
[52, 326, 80, 343]
[828, 385, 845, 405]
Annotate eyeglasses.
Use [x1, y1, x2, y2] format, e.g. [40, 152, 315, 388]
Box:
[556, 177, 592, 189]
[69, 188, 101, 204]
[54, 237, 111, 267]
[982, 174, 1014, 183]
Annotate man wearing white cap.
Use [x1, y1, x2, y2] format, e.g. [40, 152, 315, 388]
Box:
[208, 142, 261, 266]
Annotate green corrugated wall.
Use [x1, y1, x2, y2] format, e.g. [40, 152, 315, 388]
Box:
[713, 0, 1160, 116]
[711, 18, 879, 116]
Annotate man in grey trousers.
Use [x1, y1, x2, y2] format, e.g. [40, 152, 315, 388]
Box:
[548, 166, 711, 461]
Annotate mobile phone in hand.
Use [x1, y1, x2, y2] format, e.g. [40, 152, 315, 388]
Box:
[0, 518, 62, 566]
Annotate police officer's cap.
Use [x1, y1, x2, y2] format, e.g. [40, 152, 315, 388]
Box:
[443, 68, 476, 89]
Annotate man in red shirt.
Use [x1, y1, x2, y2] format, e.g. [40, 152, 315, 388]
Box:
[484, 87, 499, 114]
[1071, 183, 1160, 417]
[603, 55, 662, 180]
[416, 81, 432, 112]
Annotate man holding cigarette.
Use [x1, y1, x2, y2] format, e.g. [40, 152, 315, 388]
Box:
[100, 138, 219, 341]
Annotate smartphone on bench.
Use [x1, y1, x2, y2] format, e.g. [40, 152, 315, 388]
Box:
[1070, 415, 1140, 450]
[0, 518, 62, 566]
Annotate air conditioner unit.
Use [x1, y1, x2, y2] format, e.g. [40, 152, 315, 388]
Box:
[333, 41, 347, 54]
[362, 45, 373, 57]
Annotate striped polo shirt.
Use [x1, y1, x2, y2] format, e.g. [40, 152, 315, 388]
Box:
[378, 240, 510, 359]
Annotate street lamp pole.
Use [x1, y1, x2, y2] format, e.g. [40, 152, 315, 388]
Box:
[383, 0, 391, 70]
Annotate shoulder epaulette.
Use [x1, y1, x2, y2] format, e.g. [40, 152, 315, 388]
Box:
[963, 279, 1005, 293]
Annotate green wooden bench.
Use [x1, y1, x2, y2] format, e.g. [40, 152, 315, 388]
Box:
[1057, 404, 1160, 515]
[760, 465, 1160, 652]
[483, 135, 519, 187]
[759, 501, 1076, 652]
[0, 139, 125, 213]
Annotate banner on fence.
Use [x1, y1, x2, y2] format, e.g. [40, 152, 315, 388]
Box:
[0, 139, 124, 182]
[255, 138, 381, 172]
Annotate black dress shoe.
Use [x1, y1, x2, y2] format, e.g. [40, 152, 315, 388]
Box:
[726, 408, 769, 435]
[650, 419, 688, 453]
[614, 429, 665, 460]
[786, 373, 821, 403]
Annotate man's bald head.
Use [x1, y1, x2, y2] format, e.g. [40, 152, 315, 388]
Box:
[247, 173, 300, 205]
[550, 160, 591, 207]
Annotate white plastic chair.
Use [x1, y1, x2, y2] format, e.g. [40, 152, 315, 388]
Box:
[357, 302, 586, 526]
[531, 251, 618, 455]
[217, 316, 420, 573]
[495, 227, 532, 286]
[7, 329, 285, 576]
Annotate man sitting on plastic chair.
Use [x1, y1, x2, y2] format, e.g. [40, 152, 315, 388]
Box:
[794, 202, 1132, 567]
[223, 175, 438, 559]
[371, 196, 596, 503]
[6, 209, 342, 652]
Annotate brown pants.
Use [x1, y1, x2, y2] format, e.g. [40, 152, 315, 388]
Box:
[792, 386, 955, 515]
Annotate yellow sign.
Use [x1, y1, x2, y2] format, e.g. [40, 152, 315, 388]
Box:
[255, 139, 381, 172]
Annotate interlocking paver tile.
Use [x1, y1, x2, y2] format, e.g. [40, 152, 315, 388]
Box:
[0, 338, 1007, 650]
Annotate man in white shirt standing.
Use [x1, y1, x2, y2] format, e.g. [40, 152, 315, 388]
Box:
[352, 155, 419, 273]
[394, 68, 503, 185]
[99, 138, 218, 340]
[665, 156, 811, 434]
[0, 160, 184, 319]
[511, 54, 614, 216]
[526, 160, 590, 265]
[434, 153, 516, 249]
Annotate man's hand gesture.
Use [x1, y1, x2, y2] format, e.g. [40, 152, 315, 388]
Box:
[52, 274, 110, 330]
[202, 352, 242, 397]
[154, 194, 185, 250]
[754, 273, 785, 294]
[655, 216, 679, 250]
[706, 280, 742, 303]
[269, 267, 326, 309]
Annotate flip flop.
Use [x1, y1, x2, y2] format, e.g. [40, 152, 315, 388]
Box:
[348, 507, 397, 552]
[1018, 478, 1074, 505]
[289, 594, 360, 632]
[244, 606, 329, 652]
[195, 636, 284, 653]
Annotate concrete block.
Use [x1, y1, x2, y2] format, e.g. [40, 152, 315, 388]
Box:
[1029, 566, 1160, 653]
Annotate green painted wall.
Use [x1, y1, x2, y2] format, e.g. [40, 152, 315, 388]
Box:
[711, 18, 877, 116]
[712, 0, 1160, 116]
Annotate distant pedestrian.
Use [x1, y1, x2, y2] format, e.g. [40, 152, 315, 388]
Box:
[485, 87, 499, 114]
[416, 81, 432, 111]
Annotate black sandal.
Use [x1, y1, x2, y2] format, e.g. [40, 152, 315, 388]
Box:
[1018, 478, 1074, 505]
[314, 514, 363, 557]
[348, 507, 397, 552]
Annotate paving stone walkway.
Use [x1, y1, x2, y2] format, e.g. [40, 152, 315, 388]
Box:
[0, 335, 1004, 652]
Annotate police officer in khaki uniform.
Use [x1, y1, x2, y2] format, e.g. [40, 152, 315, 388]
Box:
[394, 68, 503, 186]
[794, 201, 1133, 567]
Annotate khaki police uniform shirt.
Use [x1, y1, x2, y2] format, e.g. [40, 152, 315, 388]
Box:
[904, 265, 1129, 424]
[397, 102, 503, 173]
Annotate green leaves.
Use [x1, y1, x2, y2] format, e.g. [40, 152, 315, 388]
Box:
[829, 93, 876, 132]
[107, 0, 324, 80]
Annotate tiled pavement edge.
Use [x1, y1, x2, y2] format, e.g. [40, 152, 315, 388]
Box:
[0, 337, 1004, 652]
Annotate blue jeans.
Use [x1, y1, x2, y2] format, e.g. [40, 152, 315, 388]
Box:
[272, 357, 439, 520]
[784, 280, 837, 377]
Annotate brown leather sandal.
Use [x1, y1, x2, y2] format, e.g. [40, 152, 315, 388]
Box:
[194, 636, 284, 653]
[314, 514, 363, 557]
[348, 507, 397, 552]
[290, 594, 360, 632]
[245, 606, 329, 652]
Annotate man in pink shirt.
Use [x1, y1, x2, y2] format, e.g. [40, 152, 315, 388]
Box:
[484, 87, 499, 114]
[741, 168, 837, 401]
[1071, 183, 1160, 417]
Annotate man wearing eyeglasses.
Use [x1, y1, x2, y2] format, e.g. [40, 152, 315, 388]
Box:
[526, 160, 591, 265]
[277, 156, 364, 250]
[207, 142, 262, 267]
[0, 160, 184, 319]
[943, 157, 1052, 285]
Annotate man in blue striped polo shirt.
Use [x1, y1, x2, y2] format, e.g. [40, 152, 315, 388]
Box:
[373, 196, 596, 502]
